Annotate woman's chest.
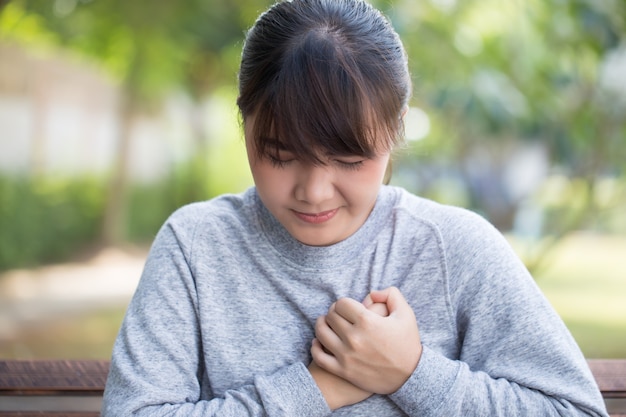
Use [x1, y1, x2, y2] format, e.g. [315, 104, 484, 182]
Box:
[192, 252, 456, 394]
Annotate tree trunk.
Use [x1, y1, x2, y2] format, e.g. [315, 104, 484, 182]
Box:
[30, 63, 47, 176]
[101, 89, 136, 245]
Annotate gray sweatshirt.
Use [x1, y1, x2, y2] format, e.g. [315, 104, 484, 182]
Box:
[102, 185, 608, 416]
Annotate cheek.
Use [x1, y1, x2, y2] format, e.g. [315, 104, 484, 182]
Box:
[251, 163, 293, 200]
[359, 158, 390, 184]
[372, 162, 390, 182]
[339, 161, 389, 202]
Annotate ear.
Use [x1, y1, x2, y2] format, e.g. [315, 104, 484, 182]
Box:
[383, 107, 408, 186]
[383, 158, 393, 185]
[401, 105, 409, 119]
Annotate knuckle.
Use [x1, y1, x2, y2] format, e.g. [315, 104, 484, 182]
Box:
[357, 312, 376, 330]
[347, 333, 365, 352]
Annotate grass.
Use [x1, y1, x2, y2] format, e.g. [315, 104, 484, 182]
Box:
[0, 307, 126, 359]
[1, 233, 625, 359]
[528, 233, 626, 358]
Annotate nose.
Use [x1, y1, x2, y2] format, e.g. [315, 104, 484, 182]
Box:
[294, 164, 335, 205]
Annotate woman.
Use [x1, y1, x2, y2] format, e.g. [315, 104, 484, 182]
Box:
[102, 0, 608, 415]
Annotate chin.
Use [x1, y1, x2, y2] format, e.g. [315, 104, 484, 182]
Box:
[292, 231, 339, 247]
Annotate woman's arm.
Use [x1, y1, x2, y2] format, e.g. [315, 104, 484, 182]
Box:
[101, 212, 331, 417]
[311, 210, 609, 416]
[313, 284, 607, 416]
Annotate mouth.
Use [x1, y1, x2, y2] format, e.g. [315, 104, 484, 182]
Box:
[292, 208, 339, 224]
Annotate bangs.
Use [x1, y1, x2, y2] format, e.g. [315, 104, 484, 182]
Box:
[249, 28, 402, 164]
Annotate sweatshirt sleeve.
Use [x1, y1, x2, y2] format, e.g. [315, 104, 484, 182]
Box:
[101, 207, 331, 417]
[389, 208, 608, 417]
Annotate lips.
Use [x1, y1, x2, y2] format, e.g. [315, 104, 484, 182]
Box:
[292, 208, 339, 224]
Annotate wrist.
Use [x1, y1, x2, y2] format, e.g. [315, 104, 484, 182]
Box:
[308, 362, 371, 410]
[309, 362, 339, 410]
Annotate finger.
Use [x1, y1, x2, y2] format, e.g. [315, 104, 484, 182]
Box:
[324, 308, 356, 343]
[311, 338, 342, 375]
[363, 294, 388, 316]
[310, 337, 331, 355]
[369, 287, 408, 315]
[367, 287, 392, 304]
[314, 315, 344, 353]
[362, 293, 374, 308]
[367, 302, 389, 317]
[333, 297, 366, 324]
[328, 301, 337, 313]
[383, 287, 410, 316]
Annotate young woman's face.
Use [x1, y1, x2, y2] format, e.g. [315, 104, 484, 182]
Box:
[245, 121, 391, 247]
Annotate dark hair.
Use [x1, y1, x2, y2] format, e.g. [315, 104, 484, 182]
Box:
[237, 0, 411, 164]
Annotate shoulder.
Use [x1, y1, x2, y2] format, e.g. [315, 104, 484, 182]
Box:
[168, 188, 254, 228]
[154, 187, 260, 249]
[383, 186, 518, 274]
[388, 187, 533, 292]
[143, 188, 262, 273]
[383, 185, 496, 241]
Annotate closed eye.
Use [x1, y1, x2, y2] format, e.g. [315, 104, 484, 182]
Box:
[335, 159, 365, 170]
[266, 152, 295, 168]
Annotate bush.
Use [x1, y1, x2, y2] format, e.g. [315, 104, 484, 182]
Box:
[126, 158, 215, 242]
[0, 175, 105, 271]
[0, 161, 220, 271]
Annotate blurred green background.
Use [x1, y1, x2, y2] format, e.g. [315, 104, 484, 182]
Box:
[0, 0, 624, 359]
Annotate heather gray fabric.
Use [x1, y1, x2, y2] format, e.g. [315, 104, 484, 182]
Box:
[102, 185, 608, 416]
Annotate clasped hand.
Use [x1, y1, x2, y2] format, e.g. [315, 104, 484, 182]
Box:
[309, 287, 422, 408]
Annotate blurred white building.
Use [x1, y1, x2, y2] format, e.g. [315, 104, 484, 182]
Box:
[0, 43, 197, 183]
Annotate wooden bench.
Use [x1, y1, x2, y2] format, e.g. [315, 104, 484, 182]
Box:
[0, 359, 625, 416]
[0, 360, 108, 417]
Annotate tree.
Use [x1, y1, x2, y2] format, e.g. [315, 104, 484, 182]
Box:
[377, 0, 625, 271]
[5, 0, 272, 243]
[3, 0, 624, 270]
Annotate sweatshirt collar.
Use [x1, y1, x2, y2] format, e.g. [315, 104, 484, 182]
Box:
[249, 186, 396, 270]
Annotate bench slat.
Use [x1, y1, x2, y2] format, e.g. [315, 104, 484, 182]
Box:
[588, 359, 626, 398]
[0, 359, 625, 416]
[0, 361, 109, 395]
[0, 413, 100, 417]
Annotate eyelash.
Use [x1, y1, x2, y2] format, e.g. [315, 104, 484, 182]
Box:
[266, 154, 364, 171]
[335, 160, 364, 171]
[267, 155, 293, 168]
